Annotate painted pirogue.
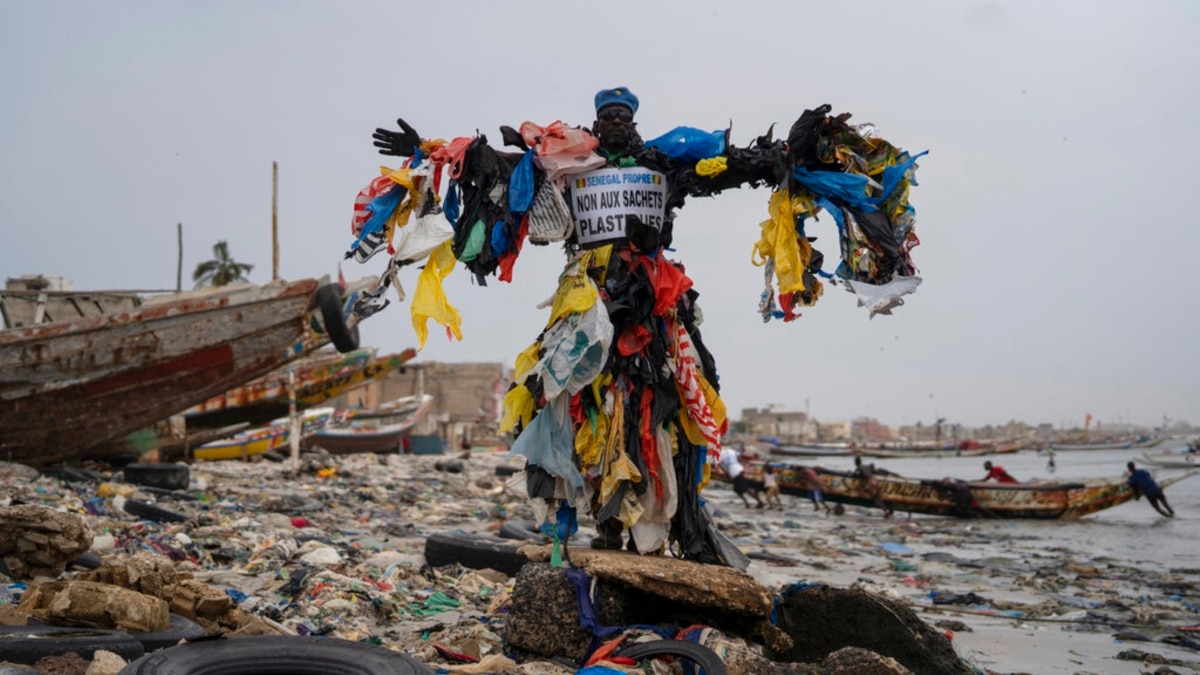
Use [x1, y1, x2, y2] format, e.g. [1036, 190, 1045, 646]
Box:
[734, 460, 1196, 520]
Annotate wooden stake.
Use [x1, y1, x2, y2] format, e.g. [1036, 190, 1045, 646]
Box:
[272, 162, 279, 280]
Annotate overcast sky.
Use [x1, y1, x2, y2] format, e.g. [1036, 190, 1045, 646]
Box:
[3, 1, 1197, 430]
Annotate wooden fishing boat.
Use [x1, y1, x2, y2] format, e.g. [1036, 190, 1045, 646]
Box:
[1051, 440, 1136, 451]
[733, 459, 1196, 520]
[184, 346, 417, 430]
[767, 445, 855, 458]
[0, 278, 364, 466]
[1138, 451, 1198, 469]
[192, 407, 336, 461]
[305, 395, 433, 455]
[852, 439, 1026, 460]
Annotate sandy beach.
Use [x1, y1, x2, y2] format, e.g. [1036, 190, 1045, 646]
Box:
[2, 443, 1198, 674]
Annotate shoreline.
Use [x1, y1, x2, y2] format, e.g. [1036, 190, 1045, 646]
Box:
[2, 450, 1198, 674]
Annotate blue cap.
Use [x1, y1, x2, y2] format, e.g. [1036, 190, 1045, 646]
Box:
[594, 87, 639, 116]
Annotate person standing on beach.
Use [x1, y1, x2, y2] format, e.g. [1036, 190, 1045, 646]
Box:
[795, 465, 829, 513]
[853, 456, 894, 518]
[980, 460, 1018, 483]
[1125, 461, 1175, 517]
[719, 446, 766, 509]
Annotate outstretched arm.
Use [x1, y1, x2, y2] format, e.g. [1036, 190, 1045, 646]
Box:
[372, 118, 423, 157]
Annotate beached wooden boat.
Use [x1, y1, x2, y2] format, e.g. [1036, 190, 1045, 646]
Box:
[768, 441, 854, 456]
[0, 278, 364, 466]
[1051, 440, 1136, 451]
[852, 439, 1026, 460]
[193, 407, 336, 461]
[305, 395, 433, 455]
[184, 346, 417, 430]
[733, 459, 1196, 520]
[1138, 451, 1198, 469]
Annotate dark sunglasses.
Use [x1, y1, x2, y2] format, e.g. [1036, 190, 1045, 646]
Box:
[598, 108, 633, 123]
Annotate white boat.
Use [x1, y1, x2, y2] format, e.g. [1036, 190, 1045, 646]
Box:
[1139, 451, 1199, 469]
[305, 395, 434, 455]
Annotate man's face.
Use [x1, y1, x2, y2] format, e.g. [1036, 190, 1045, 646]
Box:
[593, 105, 636, 152]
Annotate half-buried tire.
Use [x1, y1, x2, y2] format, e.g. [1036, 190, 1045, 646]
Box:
[0, 623, 145, 664]
[130, 613, 206, 652]
[615, 639, 727, 675]
[122, 463, 190, 491]
[423, 532, 528, 577]
[118, 635, 434, 674]
[497, 520, 550, 543]
[316, 284, 360, 354]
[122, 499, 188, 523]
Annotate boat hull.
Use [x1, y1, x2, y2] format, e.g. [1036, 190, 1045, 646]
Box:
[0, 279, 332, 466]
[185, 348, 416, 429]
[736, 460, 1195, 520]
[1139, 452, 1198, 469]
[305, 427, 408, 455]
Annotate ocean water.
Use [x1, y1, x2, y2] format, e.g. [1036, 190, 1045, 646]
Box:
[804, 438, 1200, 573]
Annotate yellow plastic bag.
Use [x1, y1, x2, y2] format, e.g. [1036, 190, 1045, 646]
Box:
[752, 189, 815, 295]
[546, 255, 599, 327]
[410, 240, 462, 349]
[499, 383, 534, 434]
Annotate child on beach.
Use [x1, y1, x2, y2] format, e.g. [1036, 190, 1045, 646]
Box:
[763, 465, 783, 511]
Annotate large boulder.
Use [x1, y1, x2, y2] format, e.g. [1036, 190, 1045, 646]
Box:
[773, 585, 974, 675]
[17, 580, 170, 633]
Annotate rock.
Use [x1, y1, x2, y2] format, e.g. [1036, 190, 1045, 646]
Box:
[519, 545, 790, 652]
[520, 545, 773, 617]
[81, 552, 187, 600]
[818, 647, 913, 674]
[0, 505, 93, 580]
[773, 585, 974, 675]
[504, 564, 595, 662]
[84, 650, 127, 675]
[505, 560, 791, 664]
[33, 651, 90, 675]
[168, 578, 233, 621]
[17, 580, 170, 633]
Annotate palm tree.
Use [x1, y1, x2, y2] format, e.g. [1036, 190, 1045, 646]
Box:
[192, 240, 254, 288]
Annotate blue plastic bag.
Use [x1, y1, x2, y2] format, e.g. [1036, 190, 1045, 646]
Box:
[508, 149, 536, 214]
[645, 126, 726, 161]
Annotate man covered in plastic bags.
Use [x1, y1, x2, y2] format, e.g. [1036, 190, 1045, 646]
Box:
[353, 87, 925, 568]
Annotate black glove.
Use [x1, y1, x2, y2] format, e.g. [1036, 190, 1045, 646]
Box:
[372, 118, 422, 157]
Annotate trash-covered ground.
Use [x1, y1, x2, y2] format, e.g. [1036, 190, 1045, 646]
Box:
[2, 452, 1198, 674]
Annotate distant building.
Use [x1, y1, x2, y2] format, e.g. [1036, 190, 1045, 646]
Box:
[327, 361, 508, 448]
[739, 406, 814, 443]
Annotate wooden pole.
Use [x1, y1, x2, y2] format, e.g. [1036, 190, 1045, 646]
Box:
[176, 223, 183, 292]
[289, 368, 300, 467]
[272, 162, 279, 280]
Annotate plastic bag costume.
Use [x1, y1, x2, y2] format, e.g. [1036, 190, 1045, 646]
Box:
[347, 88, 925, 568]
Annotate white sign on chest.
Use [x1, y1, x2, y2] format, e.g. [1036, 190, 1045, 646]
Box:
[568, 166, 667, 247]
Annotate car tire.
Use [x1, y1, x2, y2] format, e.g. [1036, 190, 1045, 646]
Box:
[122, 463, 190, 491]
[497, 520, 549, 543]
[423, 532, 528, 577]
[122, 499, 188, 523]
[118, 635, 434, 674]
[316, 284, 360, 354]
[0, 623, 145, 665]
[615, 639, 727, 675]
[131, 614, 206, 653]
